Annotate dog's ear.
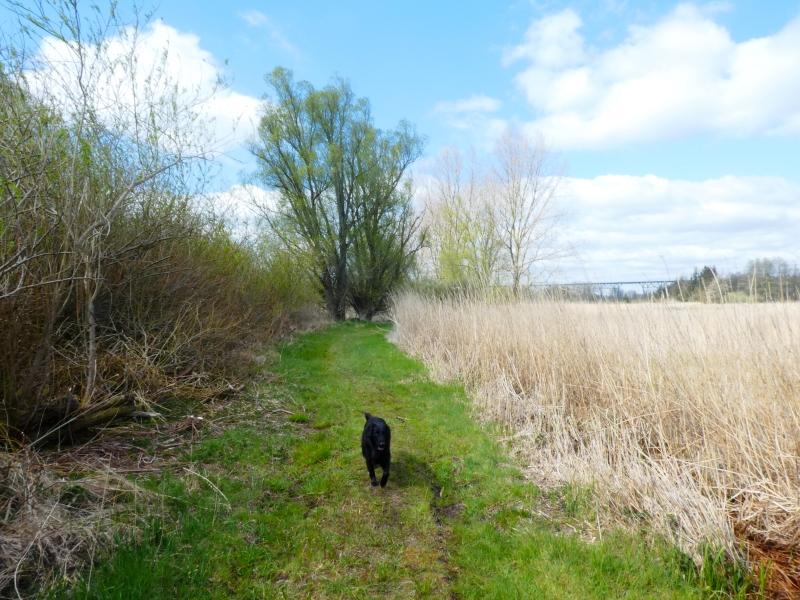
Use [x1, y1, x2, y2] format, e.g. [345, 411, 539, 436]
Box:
[364, 412, 372, 421]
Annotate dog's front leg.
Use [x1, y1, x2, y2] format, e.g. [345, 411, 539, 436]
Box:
[366, 459, 379, 487]
[380, 461, 390, 488]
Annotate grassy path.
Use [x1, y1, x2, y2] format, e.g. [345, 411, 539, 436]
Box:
[65, 322, 705, 599]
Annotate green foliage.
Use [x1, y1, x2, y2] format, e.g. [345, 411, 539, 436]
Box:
[697, 545, 761, 598]
[254, 231, 318, 315]
[436, 200, 494, 285]
[424, 150, 505, 288]
[252, 68, 423, 320]
[348, 180, 423, 319]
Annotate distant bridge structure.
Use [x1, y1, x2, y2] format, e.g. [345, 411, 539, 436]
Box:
[527, 279, 678, 298]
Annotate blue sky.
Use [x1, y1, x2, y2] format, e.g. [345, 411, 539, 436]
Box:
[6, 0, 800, 280]
[150, 0, 800, 178]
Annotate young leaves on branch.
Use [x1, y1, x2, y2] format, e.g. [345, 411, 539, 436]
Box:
[252, 68, 423, 320]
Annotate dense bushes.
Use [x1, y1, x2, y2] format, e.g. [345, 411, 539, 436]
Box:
[0, 11, 313, 445]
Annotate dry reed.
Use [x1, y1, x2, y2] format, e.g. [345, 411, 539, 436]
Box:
[390, 293, 800, 568]
[0, 449, 150, 597]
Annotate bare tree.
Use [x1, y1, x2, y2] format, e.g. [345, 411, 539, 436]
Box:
[493, 129, 562, 295]
[423, 147, 503, 287]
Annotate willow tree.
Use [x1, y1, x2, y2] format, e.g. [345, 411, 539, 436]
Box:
[252, 68, 422, 320]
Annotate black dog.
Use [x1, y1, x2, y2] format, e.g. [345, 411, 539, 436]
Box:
[361, 413, 391, 487]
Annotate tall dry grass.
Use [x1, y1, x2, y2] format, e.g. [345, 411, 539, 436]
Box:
[391, 292, 800, 564]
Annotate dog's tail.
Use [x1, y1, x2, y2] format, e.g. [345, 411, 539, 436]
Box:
[364, 412, 372, 421]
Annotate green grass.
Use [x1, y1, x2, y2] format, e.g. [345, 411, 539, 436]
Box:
[59, 322, 735, 599]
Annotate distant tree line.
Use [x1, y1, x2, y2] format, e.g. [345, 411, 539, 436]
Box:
[529, 259, 800, 303]
[659, 259, 800, 302]
[410, 257, 800, 303]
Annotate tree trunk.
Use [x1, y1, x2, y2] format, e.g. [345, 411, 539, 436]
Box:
[333, 303, 346, 320]
[322, 271, 347, 321]
[334, 178, 348, 321]
[333, 255, 348, 320]
[322, 274, 337, 319]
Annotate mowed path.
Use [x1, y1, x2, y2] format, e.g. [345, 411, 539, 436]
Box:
[68, 322, 702, 599]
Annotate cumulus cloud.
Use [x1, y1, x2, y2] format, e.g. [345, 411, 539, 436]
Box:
[413, 160, 800, 280]
[29, 21, 262, 153]
[503, 9, 586, 70]
[506, 5, 800, 148]
[558, 174, 800, 280]
[205, 184, 281, 238]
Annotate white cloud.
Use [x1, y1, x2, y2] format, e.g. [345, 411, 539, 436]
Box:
[29, 21, 262, 154]
[503, 9, 585, 69]
[238, 9, 300, 59]
[413, 169, 800, 281]
[239, 9, 270, 27]
[208, 183, 278, 222]
[558, 174, 800, 280]
[434, 95, 502, 114]
[506, 5, 800, 148]
[431, 95, 507, 149]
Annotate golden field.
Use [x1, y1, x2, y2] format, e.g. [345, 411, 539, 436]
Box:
[391, 293, 800, 564]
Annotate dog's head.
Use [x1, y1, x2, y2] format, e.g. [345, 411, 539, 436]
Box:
[364, 413, 390, 452]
